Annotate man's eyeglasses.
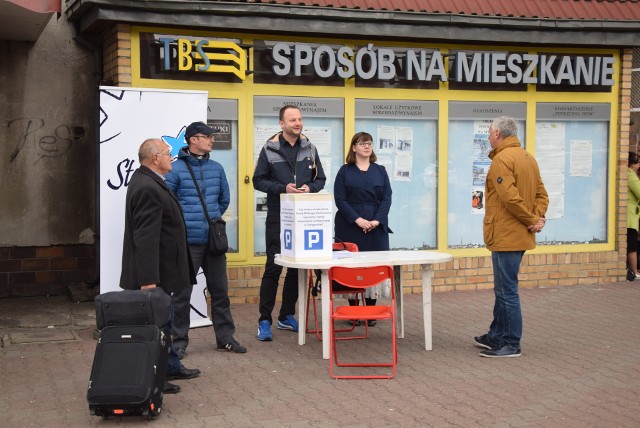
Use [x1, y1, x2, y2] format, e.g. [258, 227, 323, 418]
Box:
[155, 151, 172, 157]
[193, 134, 214, 139]
[356, 141, 373, 147]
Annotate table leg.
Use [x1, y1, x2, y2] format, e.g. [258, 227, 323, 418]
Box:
[394, 265, 404, 339]
[321, 269, 330, 359]
[297, 269, 307, 346]
[422, 265, 433, 350]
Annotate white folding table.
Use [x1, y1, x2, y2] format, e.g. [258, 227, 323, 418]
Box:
[275, 250, 453, 359]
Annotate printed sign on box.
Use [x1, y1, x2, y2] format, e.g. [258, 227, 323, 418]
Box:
[280, 193, 333, 261]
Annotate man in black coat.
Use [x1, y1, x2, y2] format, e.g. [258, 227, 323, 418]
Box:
[120, 138, 200, 394]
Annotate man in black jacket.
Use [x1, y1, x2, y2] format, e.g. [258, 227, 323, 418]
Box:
[120, 138, 200, 394]
[252, 105, 326, 341]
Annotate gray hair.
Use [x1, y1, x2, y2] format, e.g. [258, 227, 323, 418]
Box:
[138, 138, 163, 164]
[491, 116, 518, 138]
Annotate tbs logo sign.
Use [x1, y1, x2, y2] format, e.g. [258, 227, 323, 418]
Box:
[304, 230, 323, 250]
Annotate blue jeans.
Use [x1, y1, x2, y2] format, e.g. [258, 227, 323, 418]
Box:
[488, 251, 524, 348]
[165, 302, 183, 373]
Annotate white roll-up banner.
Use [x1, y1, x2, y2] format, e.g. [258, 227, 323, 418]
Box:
[99, 86, 212, 328]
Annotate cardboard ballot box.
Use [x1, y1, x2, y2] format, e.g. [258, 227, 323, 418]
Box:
[280, 193, 333, 261]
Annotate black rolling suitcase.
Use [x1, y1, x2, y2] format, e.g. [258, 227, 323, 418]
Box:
[88, 288, 172, 419]
[87, 324, 169, 419]
[95, 288, 171, 329]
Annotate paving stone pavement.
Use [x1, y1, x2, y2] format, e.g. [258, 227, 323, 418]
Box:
[0, 282, 639, 427]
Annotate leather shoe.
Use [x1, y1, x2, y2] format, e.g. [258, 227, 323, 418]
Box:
[163, 382, 180, 394]
[166, 366, 201, 380]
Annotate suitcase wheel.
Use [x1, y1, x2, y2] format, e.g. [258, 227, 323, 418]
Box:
[142, 404, 161, 420]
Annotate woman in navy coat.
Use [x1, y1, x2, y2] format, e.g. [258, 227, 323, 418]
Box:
[334, 132, 393, 314]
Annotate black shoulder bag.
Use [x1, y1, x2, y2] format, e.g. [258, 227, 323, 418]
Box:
[182, 158, 228, 255]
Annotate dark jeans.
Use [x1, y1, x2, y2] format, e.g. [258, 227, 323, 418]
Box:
[172, 244, 236, 349]
[165, 302, 182, 373]
[488, 251, 525, 348]
[258, 219, 298, 324]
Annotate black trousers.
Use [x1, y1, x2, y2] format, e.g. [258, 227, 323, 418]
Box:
[172, 244, 236, 349]
[258, 219, 298, 324]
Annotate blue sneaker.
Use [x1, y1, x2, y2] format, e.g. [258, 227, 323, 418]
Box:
[277, 315, 299, 332]
[257, 320, 272, 341]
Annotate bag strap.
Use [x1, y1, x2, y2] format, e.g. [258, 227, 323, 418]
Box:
[333, 237, 348, 250]
[182, 158, 212, 223]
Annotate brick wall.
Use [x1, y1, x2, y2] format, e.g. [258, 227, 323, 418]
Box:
[226, 249, 624, 304]
[0, 245, 96, 298]
[617, 48, 634, 279]
[102, 24, 132, 87]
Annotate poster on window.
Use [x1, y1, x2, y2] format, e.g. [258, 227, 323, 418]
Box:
[471, 120, 492, 214]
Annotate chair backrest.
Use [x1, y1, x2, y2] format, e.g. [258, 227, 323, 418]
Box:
[329, 265, 393, 291]
[332, 241, 359, 252]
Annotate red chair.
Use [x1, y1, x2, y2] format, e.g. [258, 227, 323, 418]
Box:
[328, 265, 397, 379]
[305, 242, 368, 341]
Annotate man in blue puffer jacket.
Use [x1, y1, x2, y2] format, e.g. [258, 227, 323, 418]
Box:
[166, 121, 246, 356]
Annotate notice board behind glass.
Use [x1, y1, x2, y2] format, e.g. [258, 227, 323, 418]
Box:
[355, 99, 438, 250]
[535, 103, 610, 245]
[447, 102, 527, 248]
[253, 96, 345, 256]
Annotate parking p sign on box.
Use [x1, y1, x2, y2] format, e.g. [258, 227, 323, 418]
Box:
[280, 193, 333, 261]
[283, 229, 293, 250]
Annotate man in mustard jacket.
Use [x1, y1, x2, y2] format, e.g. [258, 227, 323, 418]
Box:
[474, 116, 549, 358]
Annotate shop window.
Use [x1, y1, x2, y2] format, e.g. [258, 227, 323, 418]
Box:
[355, 99, 438, 250]
[535, 103, 610, 245]
[252, 96, 345, 256]
[207, 99, 239, 252]
[447, 102, 526, 248]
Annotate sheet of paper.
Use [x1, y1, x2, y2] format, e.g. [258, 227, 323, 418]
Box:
[569, 139, 592, 177]
[536, 122, 566, 220]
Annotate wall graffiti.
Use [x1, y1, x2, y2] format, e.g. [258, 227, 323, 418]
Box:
[7, 117, 78, 164]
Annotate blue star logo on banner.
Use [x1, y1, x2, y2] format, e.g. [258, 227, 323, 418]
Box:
[161, 126, 187, 160]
